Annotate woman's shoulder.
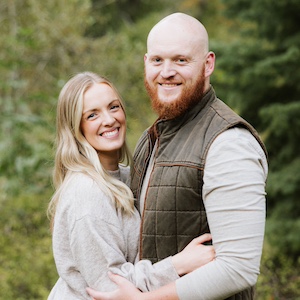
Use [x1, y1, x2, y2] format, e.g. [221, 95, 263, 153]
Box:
[118, 164, 130, 186]
[60, 173, 106, 208]
[62, 172, 98, 196]
[68, 172, 94, 187]
[57, 172, 118, 222]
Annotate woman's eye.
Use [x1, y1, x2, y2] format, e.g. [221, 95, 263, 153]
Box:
[111, 104, 120, 110]
[87, 113, 96, 119]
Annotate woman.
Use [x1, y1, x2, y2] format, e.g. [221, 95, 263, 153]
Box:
[48, 72, 214, 299]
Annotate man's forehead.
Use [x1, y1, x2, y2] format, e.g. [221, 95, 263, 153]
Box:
[147, 46, 191, 58]
[147, 14, 208, 54]
[147, 35, 201, 58]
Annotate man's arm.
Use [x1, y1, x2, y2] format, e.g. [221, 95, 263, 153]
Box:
[87, 127, 267, 300]
[86, 234, 215, 299]
[87, 272, 179, 300]
[176, 128, 268, 299]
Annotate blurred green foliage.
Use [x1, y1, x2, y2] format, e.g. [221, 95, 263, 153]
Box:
[0, 0, 299, 299]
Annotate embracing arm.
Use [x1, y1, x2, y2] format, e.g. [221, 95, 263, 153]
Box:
[87, 273, 178, 300]
[70, 208, 180, 293]
[86, 234, 214, 300]
[111, 233, 214, 292]
[176, 128, 268, 299]
[87, 128, 267, 300]
[70, 177, 214, 293]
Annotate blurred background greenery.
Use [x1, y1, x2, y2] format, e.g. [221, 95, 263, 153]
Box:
[0, 0, 299, 299]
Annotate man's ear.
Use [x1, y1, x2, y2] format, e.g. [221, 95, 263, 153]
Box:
[205, 51, 215, 77]
[144, 53, 148, 62]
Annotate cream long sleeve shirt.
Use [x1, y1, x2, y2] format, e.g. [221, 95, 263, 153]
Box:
[176, 127, 268, 299]
[48, 166, 179, 300]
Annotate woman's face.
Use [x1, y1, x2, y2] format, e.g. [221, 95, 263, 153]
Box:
[80, 83, 126, 160]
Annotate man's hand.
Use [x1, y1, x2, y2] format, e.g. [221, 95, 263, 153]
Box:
[86, 272, 143, 300]
[87, 272, 179, 300]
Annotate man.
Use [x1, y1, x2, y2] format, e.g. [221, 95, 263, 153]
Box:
[87, 12, 268, 299]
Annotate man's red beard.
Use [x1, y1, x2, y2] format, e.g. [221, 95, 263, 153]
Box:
[144, 67, 206, 120]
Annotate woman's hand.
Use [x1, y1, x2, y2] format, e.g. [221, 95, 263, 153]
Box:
[86, 234, 214, 299]
[171, 233, 215, 276]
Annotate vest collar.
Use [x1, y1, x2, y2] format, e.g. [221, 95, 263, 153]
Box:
[149, 85, 216, 138]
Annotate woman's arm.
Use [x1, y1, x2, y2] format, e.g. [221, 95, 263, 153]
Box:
[87, 128, 268, 300]
[171, 234, 214, 276]
[74, 214, 214, 292]
[66, 174, 214, 294]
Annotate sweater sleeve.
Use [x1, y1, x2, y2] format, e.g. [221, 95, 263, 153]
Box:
[71, 215, 178, 293]
[176, 127, 268, 300]
[109, 249, 179, 292]
[67, 175, 178, 294]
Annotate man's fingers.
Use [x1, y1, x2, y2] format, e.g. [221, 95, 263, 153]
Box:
[86, 287, 103, 299]
[85, 273, 123, 299]
[107, 272, 125, 286]
[86, 273, 139, 300]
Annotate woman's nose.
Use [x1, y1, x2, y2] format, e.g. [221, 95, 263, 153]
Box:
[102, 112, 115, 126]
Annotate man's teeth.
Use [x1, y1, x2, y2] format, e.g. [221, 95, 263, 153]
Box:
[161, 83, 178, 86]
[101, 129, 118, 137]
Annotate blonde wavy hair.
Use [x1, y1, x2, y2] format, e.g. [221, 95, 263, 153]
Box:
[48, 72, 134, 230]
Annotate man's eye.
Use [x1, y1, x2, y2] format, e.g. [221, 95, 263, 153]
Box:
[152, 58, 161, 63]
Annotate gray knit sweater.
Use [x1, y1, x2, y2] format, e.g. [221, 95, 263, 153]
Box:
[48, 165, 178, 300]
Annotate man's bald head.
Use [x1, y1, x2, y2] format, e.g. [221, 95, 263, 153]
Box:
[144, 12, 215, 119]
[147, 13, 209, 55]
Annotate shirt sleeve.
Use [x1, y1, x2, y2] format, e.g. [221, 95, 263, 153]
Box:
[176, 127, 268, 300]
[68, 178, 179, 294]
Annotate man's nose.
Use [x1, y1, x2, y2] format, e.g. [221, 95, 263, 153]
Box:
[160, 61, 176, 78]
